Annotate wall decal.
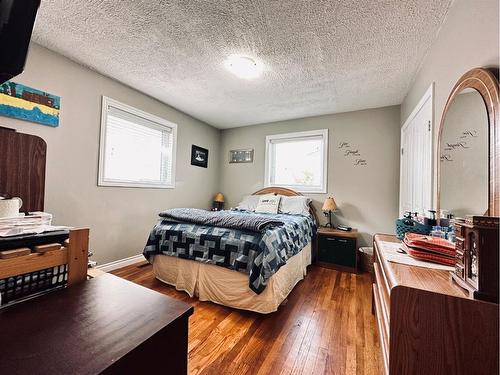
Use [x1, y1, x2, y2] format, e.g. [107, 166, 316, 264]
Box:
[0, 81, 60, 127]
[344, 149, 360, 157]
[459, 130, 478, 139]
[441, 128, 479, 162]
[440, 154, 453, 162]
[339, 140, 368, 166]
[445, 141, 469, 150]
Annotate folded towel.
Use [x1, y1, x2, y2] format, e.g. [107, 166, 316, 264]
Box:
[403, 233, 456, 265]
[402, 242, 455, 266]
[404, 233, 455, 255]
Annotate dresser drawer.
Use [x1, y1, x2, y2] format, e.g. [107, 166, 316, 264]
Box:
[372, 283, 390, 375]
[454, 263, 465, 279]
[455, 237, 465, 252]
[455, 224, 465, 238]
[318, 235, 357, 268]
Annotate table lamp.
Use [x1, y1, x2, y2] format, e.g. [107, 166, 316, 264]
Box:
[322, 197, 337, 228]
[213, 192, 225, 211]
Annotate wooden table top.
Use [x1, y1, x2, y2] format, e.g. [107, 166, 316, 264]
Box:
[0, 273, 193, 374]
[374, 233, 468, 299]
[317, 226, 358, 238]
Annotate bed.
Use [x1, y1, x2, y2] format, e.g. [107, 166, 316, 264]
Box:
[143, 188, 318, 313]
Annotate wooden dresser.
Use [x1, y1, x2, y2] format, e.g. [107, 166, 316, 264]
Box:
[373, 234, 499, 375]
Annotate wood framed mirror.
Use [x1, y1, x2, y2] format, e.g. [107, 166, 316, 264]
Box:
[437, 67, 499, 218]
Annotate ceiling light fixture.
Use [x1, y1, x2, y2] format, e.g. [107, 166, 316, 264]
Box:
[224, 55, 262, 79]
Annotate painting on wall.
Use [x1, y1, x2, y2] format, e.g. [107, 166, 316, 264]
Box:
[0, 81, 60, 127]
[191, 145, 208, 168]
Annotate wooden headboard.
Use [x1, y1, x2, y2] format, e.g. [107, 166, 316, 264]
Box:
[252, 187, 319, 225]
[0, 127, 46, 212]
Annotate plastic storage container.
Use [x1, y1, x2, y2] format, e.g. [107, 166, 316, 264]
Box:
[395, 218, 432, 240]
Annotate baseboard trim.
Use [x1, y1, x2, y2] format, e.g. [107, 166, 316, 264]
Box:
[97, 254, 145, 272]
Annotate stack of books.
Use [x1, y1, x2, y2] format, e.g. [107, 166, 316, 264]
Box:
[402, 232, 456, 266]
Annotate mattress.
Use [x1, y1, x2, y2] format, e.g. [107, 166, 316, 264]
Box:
[151, 243, 311, 314]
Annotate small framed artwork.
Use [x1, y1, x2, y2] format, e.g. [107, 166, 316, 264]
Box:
[229, 149, 254, 163]
[191, 145, 208, 168]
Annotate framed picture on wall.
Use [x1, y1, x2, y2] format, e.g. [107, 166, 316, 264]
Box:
[191, 145, 208, 168]
[0, 81, 61, 127]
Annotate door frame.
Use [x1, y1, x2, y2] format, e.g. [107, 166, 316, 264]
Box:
[399, 83, 435, 216]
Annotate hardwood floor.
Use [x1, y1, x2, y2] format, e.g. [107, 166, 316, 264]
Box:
[111, 263, 382, 375]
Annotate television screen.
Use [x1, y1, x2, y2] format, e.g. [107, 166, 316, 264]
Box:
[0, 0, 41, 84]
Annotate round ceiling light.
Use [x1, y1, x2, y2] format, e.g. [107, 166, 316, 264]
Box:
[224, 55, 262, 79]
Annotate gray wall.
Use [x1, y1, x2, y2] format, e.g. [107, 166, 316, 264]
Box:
[0, 44, 221, 264]
[401, 0, 499, 206]
[219, 106, 401, 247]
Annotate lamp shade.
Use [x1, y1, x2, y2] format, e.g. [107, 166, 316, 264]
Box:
[322, 197, 337, 212]
[214, 192, 225, 203]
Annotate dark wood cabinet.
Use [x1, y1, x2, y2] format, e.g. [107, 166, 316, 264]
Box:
[0, 127, 46, 212]
[316, 227, 358, 273]
[0, 273, 193, 374]
[451, 216, 499, 303]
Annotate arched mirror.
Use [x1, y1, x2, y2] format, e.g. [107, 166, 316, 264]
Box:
[437, 68, 499, 218]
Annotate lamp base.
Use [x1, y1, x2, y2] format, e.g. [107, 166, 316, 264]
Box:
[212, 202, 224, 211]
[322, 210, 333, 228]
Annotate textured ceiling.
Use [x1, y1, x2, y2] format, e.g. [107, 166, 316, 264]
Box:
[32, 0, 452, 128]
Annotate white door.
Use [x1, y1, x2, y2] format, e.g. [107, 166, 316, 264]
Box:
[399, 84, 434, 216]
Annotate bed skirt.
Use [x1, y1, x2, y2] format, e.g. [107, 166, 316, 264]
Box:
[151, 243, 311, 314]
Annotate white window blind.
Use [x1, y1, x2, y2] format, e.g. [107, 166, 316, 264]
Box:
[98, 97, 177, 188]
[265, 129, 328, 193]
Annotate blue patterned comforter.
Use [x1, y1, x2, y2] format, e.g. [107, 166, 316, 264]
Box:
[143, 210, 316, 294]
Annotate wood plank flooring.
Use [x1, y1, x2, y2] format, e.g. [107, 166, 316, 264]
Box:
[111, 263, 382, 375]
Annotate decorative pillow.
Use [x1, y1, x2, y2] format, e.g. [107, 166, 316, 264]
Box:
[255, 194, 281, 214]
[279, 196, 311, 216]
[236, 195, 261, 211]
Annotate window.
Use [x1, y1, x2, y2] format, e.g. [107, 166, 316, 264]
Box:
[265, 129, 328, 193]
[98, 96, 177, 188]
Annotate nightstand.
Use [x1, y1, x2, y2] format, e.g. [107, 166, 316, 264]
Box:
[316, 227, 358, 273]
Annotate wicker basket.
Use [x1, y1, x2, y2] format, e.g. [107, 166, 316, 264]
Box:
[359, 247, 374, 276]
[395, 218, 431, 240]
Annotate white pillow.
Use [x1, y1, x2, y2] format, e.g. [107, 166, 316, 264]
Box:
[236, 195, 261, 211]
[255, 194, 281, 214]
[279, 196, 311, 216]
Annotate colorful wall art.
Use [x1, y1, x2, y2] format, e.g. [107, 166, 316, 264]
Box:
[0, 81, 60, 127]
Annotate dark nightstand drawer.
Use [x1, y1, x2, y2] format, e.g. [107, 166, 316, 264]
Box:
[318, 235, 357, 268]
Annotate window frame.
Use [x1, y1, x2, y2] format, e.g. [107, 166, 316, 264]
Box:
[264, 129, 328, 193]
[98, 96, 177, 189]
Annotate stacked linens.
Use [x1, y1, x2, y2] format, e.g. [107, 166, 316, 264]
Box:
[403, 233, 456, 265]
